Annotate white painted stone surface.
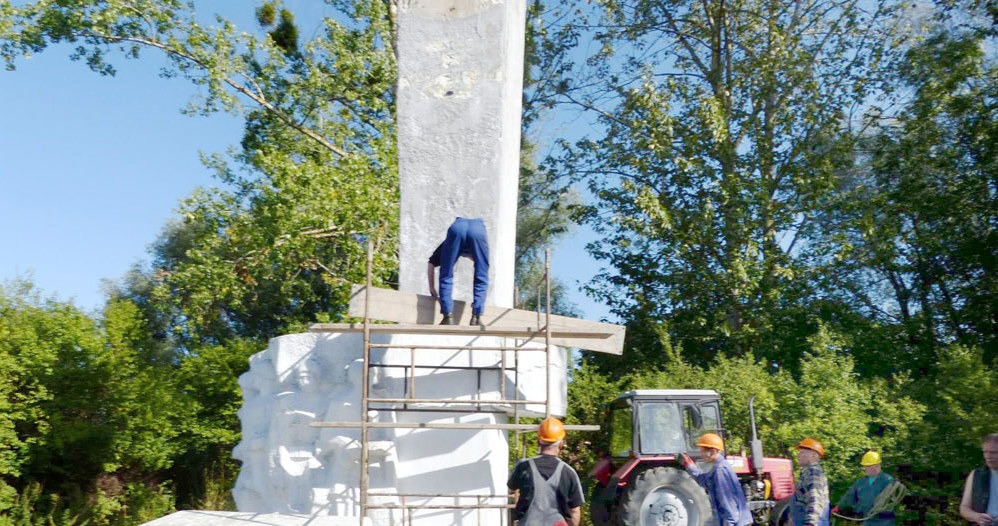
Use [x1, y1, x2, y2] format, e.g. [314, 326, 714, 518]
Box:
[232, 332, 566, 525]
[396, 0, 526, 309]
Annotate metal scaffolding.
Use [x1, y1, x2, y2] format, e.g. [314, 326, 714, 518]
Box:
[310, 241, 601, 525]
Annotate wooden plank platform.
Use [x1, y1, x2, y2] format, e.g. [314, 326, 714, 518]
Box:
[308, 323, 613, 340]
[311, 421, 601, 431]
[344, 285, 625, 354]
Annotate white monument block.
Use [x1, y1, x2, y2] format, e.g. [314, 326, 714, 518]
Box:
[231, 331, 566, 525]
[396, 0, 526, 309]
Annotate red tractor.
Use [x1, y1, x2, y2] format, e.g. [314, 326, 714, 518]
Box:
[590, 390, 795, 526]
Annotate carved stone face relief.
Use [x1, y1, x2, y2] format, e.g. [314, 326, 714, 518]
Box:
[296, 357, 323, 393]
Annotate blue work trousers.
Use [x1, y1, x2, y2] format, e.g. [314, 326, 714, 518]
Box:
[438, 218, 490, 316]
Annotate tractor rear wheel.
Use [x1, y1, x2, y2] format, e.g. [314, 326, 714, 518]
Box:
[620, 466, 711, 526]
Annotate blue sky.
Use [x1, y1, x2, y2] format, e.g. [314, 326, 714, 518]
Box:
[0, 4, 614, 322]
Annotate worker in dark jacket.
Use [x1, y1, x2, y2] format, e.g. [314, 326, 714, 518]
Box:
[791, 438, 830, 526]
[426, 217, 490, 325]
[832, 451, 897, 525]
[960, 433, 998, 525]
[680, 433, 753, 526]
[507, 418, 584, 526]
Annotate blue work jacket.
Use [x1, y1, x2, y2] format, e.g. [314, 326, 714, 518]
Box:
[687, 456, 754, 526]
[836, 472, 896, 526]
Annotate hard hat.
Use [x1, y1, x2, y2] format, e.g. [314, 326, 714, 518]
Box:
[796, 438, 825, 457]
[538, 417, 566, 444]
[696, 432, 725, 451]
[860, 451, 881, 466]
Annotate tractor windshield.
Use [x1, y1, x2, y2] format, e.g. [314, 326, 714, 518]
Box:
[636, 402, 686, 454]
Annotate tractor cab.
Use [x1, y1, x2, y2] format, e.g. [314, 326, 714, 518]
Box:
[606, 389, 723, 460]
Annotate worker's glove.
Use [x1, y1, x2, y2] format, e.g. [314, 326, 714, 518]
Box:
[679, 453, 695, 468]
[831, 506, 840, 514]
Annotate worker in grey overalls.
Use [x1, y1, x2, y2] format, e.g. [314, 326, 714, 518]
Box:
[507, 418, 585, 526]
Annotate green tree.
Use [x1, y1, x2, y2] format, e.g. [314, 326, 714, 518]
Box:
[908, 344, 998, 473]
[0, 0, 393, 159]
[0, 280, 180, 511]
[515, 140, 581, 315]
[167, 339, 262, 508]
[3, 0, 399, 348]
[816, 31, 998, 372]
[514, 1, 583, 316]
[534, 0, 905, 366]
[52, 0, 402, 348]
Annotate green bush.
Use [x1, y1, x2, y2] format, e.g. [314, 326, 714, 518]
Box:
[0, 481, 175, 526]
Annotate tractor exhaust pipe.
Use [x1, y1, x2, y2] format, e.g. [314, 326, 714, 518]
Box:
[748, 396, 765, 473]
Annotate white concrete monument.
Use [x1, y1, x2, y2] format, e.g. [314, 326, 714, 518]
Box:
[143, 2, 620, 526]
[396, 0, 526, 309]
[230, 332, 567, 526]
[224, 2, 589, 525]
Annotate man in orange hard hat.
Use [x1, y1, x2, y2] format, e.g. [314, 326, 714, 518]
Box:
[679, 432, 753, 526]
[507, 417, 584, 526]
[790, 438, 830, 526]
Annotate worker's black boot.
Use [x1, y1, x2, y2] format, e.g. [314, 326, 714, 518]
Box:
[440, 314, 453, 325]
[470, 314, 481, 326]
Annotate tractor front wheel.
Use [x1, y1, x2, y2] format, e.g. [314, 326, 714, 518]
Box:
[771, 498, 793, 526]
[620, 466, 711, 526]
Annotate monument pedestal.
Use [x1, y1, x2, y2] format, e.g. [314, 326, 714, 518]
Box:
[230, 331, 567, 526]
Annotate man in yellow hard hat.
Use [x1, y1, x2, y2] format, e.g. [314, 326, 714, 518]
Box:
[507, 418, 584, 526]
[832, 451, 897, 525]
[791, 438, 830, 526]
[679, 433, 753, 526]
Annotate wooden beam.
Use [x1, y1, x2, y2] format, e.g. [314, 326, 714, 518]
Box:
[342, 285, 625, 355]
[308, 323, 613, 340]
[311, 422, 601, 431]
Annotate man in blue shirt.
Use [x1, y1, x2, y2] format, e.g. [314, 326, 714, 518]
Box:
[832, 451, 897, 525]
[680, 433, 753, 526]
[426, 217, 490, 325]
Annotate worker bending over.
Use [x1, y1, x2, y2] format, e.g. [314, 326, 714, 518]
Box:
[427, 217, 489, 325]
[959, 433, 998, 526]
[507, 418, 584, 526]
[832, 451, 897, 525]
[680, 433, 753, 526]
[792, 438, 830, 526]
